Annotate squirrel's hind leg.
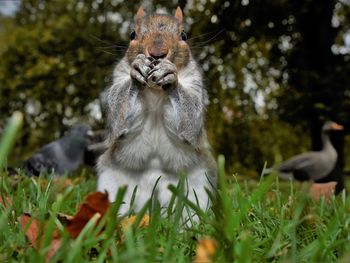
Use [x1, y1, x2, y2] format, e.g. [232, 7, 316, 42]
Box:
[97, 166, 140, 215]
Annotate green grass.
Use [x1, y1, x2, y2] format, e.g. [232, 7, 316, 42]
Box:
[0, 162, 350, 262]
[1, 116, 350, 262]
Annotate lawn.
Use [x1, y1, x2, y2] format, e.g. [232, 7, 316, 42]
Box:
[1, 114, 350, 262]
[1, 157, 350, 262]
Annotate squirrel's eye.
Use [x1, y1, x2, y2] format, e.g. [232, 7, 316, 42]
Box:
[130, 31, 136, 40]
[181, 31, 187, 41]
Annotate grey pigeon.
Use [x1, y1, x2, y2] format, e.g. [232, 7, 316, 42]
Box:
[83, 129, 107, 167]
[278, 121, 344, 181]
[24, 124, 93, 176]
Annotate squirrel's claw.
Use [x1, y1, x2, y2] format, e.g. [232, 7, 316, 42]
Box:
[130, 68, 147, 86]
[131, 54, 154, 86]
[147, 59, 178, 88]
[156, 73, 177, 87]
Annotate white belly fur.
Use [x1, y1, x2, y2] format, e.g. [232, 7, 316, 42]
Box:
[97, 165, 211, 215]
[97, 88, 212, 214]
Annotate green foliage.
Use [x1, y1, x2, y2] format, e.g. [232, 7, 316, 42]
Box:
[0, 112, 23, 170]
[0, 0, 144, 156]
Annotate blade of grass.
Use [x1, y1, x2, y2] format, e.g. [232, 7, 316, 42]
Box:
[0, 111, 23, 171]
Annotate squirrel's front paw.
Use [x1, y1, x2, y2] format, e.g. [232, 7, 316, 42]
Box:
[130, 54, 154, 86]
[147, 59, 178, 89]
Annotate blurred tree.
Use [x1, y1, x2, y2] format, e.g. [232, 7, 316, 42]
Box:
[0, 0, 348, 182]
[185, 0, 308, 174]
[274, 0, 350, 192]
[0, 15, 14, 53]
[185, 0, 350, 186]
[0, 0, 144, 158]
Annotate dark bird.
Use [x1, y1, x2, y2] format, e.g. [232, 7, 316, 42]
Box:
[24, 124, 93, 176]
[278, 121, 344, 181]
[83, 129, 107, 167]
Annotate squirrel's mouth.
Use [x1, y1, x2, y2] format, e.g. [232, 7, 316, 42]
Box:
[144, 46, 170, 60]
[148, 53, 167, 60]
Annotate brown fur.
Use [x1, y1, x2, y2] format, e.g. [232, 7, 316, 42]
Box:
[127, 12, 190, 70]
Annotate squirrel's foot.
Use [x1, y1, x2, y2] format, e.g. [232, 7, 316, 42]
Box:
[147, 59, 178, 89]
[130, 54, 153, 87]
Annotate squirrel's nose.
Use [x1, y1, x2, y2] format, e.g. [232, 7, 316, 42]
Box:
[147, 48, 168, 60]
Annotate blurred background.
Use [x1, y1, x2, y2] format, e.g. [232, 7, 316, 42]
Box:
[0, 0, 349, 181]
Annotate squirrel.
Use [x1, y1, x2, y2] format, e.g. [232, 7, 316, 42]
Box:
[97, 6, 217, 215]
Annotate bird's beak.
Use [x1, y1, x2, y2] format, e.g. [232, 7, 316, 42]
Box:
[331, 123, 344, 130]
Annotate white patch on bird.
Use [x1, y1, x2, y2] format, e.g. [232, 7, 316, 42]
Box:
[279, 172, 294, 180]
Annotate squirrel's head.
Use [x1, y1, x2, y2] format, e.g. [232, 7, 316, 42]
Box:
[127, 7, 190, 69]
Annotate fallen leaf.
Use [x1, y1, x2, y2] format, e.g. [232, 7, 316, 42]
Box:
[0, 196, 13, 208]
[46, 238, 62, 261]
[18, 213, 40, 248]
[194, 238, 217, 263]
[66, 191, 110, 238]
[18, 213, 62, 262]
[138, 214, 150, 228]
[120, 214, 150, 231]
[18, 192, 110, 261]
[309, 181, 337, 202]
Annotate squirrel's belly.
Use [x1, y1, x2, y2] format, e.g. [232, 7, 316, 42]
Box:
[114, 89, 200, 171]
[114, 112, 198, 172]
[143, 115, 200, 172]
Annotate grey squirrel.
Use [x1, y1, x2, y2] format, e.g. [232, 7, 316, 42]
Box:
[97, 7, 217, 214]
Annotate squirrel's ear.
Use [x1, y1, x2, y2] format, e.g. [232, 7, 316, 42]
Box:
[135, 6, 145, 21]
[174, 6, 183, 23]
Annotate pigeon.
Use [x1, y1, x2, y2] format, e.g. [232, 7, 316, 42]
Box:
[24, 123, 93, 176]
[83, 129, 107, 167]
[277, 121, 344, 181]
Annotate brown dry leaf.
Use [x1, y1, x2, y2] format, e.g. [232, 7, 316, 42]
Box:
[66, 191, 110, 238]
[120, 214, 150, 231]
[46, 238, 62, 261]
[194, 238, 217, 263]
[18, 213, 40, 248]
[0, 196, 13, 208]
[309, 181, 337, 202]
[18, 213, 62, 262]
[18, 192, 110, 261]
[138, 214, 150, 228]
